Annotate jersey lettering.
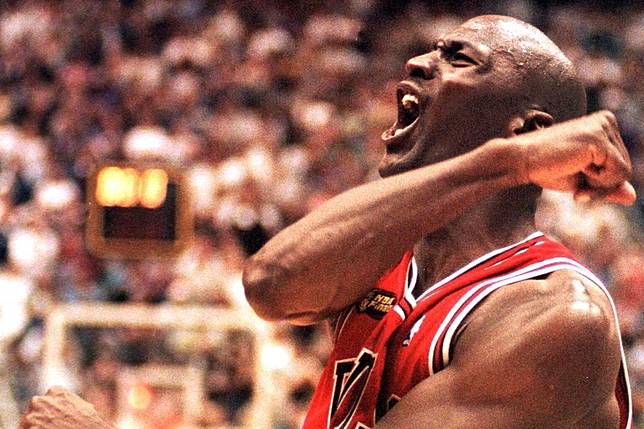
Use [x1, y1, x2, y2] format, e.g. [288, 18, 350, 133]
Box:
[329, 349, 377, 429]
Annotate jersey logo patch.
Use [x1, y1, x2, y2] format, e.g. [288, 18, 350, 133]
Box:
[329, 349, 377, 429]
[356, 289, 396, 320]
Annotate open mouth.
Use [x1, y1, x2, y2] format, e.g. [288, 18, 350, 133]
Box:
[381, 82, 424, 145]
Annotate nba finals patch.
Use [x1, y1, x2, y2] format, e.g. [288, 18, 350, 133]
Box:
[357, 289, 396, 319]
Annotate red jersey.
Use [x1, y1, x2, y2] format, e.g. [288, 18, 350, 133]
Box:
[302, 232, 632, 429]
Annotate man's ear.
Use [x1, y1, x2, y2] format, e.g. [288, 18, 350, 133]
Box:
[507, 110, 554, 136]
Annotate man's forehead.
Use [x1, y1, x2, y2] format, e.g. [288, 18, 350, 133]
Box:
[443, 16, 538, 50]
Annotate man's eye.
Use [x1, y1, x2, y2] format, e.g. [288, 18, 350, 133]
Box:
[450, 52, 476, 66]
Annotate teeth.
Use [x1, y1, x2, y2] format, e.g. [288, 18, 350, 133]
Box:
[384, 91, 420, 141]
[402, 94, 419, 108]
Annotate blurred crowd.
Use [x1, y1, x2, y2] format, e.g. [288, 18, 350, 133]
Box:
[0, 0, 641, 428]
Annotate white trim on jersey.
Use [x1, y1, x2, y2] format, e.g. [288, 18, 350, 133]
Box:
[335, 307, 354, 342]
[417, 231, 545, 302]
[489, 241, 546, 269]
[392, 256, 420, 321]
[404, 257, 418, 309]
[393, 306, 406, 320]
[426, 257, 632, 429]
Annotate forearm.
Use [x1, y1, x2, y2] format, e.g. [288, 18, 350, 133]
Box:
[243, 139, 522, 323]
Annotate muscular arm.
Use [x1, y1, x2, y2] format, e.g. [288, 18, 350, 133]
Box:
[243, 111, 634, 324]
[245, 139, 522, 324]
[375, 272, 623, 429]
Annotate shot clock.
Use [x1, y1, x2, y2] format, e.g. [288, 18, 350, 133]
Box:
[86, 164, 193, 258]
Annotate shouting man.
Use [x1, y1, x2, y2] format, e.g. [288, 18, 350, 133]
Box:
[21, 15, 633, 429]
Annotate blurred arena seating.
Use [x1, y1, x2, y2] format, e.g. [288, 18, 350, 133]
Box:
[0, 0, 641, 428]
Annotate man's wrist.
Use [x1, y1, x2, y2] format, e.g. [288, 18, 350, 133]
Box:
[478, 138, 530, 187]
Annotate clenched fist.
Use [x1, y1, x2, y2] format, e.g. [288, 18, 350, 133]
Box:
[512, 110, 635, 205]
[19, 388, 114, 429]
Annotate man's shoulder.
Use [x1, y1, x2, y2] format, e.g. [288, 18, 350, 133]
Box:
[452, 268, 620, 371]
[472, 268, 614, 324]
[381, 267, 625, 429]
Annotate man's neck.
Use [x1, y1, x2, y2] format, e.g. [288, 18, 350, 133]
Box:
[412, 188, 538, 296]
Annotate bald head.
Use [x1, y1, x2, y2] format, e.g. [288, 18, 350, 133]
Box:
[378, 15, 589, 178]
[458, 15, 587, 122]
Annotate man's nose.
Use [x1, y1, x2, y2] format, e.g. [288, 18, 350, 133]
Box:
[405, 54, 437, 79]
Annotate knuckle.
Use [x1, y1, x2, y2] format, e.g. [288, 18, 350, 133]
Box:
[591, 110, 611, 128]
[603, 110, 617, 123]
[29, 394, 53, 411]
[598, 114, 611, 129]
[601, 111, 618, 129]
[47, 386, 66, 396]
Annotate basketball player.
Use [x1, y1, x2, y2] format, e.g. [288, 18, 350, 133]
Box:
[20, 15, 634, 429]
